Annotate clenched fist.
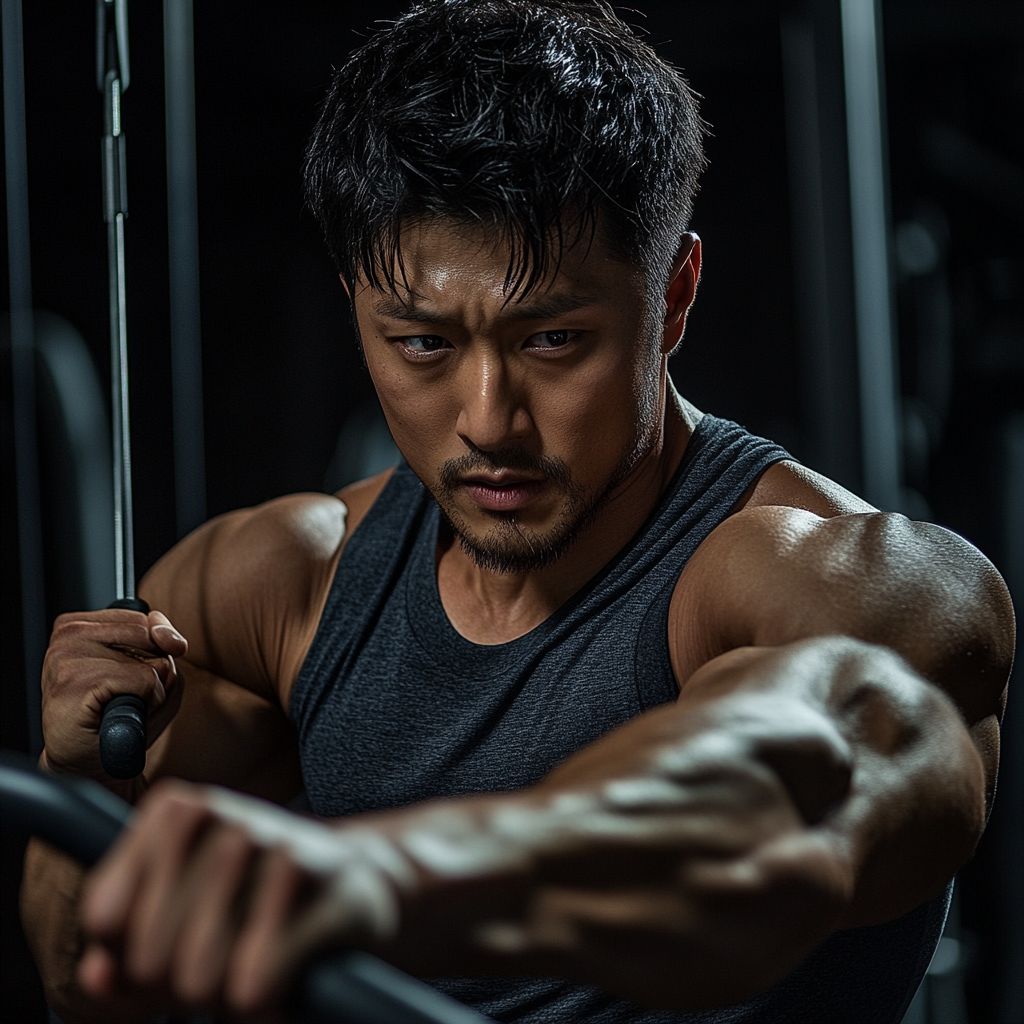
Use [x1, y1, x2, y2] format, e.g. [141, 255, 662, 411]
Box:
[41, 608, 188, 789]
[78, 780, 416, 1016]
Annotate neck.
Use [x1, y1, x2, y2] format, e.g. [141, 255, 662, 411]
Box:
[437, 380, 698, 646]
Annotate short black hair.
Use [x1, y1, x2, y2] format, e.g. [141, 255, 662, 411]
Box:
[304, 0, 706, 298]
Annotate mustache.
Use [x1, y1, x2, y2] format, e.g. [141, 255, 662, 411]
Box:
[436, 447, 574, 493]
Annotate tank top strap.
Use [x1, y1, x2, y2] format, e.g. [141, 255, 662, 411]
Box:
[290, 463, 430, 733]
[620, 413, 793, 572]
[562, 414, 793, 629]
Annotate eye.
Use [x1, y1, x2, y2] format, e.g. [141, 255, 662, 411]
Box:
[396, 334, 450, 356]
[524, 329, 581, 349]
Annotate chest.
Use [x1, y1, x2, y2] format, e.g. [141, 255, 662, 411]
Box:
[297, 556, 679, 818]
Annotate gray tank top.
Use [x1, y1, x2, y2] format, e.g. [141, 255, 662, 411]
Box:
[291, 414, 948, 1024]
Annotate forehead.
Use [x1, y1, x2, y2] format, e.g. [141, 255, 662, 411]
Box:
[355, 217, 645, 316]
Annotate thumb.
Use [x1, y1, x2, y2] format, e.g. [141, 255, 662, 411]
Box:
[148, 610, 188, 657]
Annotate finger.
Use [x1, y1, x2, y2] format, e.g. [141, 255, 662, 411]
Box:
[51, 614, 160, 654]
[227, 848, 310, 1013]
[147, 660, 186, 742]
[82, 783, 204, 939]
[53, 607, 154, 629]
[78, 942, 174, 1020]
[170, 825, 255, 1004]
[78, 943, 122, 998]
[148, 610, 188, 657]
[73, 657, 176, 718]
[123, 795, 213, 985]
[81, 822, 154, 940]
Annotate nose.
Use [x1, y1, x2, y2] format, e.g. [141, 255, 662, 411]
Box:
[454, 349, 533, 453]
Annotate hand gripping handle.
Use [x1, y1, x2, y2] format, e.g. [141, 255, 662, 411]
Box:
[0, 753, 494, 1024]
[98, 596, 150, 779]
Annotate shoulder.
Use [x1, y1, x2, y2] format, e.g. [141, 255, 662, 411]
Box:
[736, 459, 875, 517]
[145, 492, 346, 612]
[668, 465, 1014, 716]
[332, 467, 396, 538]
[140, 468, 396, 704]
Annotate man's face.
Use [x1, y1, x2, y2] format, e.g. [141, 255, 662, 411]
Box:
[352, 219, 676, 573]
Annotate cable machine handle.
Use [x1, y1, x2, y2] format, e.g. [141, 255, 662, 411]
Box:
[98, 596, 150, 779]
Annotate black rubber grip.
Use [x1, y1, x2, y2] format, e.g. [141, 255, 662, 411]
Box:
[98, 596, 150, 780]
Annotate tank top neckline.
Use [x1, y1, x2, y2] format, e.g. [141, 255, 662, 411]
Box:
[404, 413, 718, 670]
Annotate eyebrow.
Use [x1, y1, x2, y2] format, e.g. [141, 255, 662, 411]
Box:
[371, 292, 601, 325]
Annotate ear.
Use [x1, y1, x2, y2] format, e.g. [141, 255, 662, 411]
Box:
[661, 233, 701, 356]
[339, 274, 352, 299]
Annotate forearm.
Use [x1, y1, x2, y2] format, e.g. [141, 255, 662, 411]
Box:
[368, 637, 985, 1006]
[27, 682, 296, 1021]
[21, 840, 86, 1018]
[21, 840, 165, 1024]
[67, 636, 988, 1015]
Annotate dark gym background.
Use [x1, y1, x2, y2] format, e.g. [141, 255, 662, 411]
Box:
[3, 1, 1022, 1021]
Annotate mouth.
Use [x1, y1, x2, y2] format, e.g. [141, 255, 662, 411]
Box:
[460, 472, 547, 513]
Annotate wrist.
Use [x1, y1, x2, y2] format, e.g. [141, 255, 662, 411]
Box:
[39, 747, 148, 805]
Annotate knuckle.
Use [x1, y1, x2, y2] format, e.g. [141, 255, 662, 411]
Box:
[209, 824, 254, 867]
[51, 612, 76, 636]
[126, 623, 155, 648]
[49, 658, 88, 695]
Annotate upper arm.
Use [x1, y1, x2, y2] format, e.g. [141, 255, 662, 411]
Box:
[670, 506, 1015, 728]
[135, 493, 347, 797]
[139, 493, 349, 703]
[135, 472, 395, 796]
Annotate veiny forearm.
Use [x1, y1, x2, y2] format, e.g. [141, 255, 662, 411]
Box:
[21, 840, 87, 1019]
[366, 638, 986, 1007]
[62, 636, 988, 1016]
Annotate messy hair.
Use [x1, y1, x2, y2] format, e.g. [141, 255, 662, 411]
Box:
[304, 0, 707, 298]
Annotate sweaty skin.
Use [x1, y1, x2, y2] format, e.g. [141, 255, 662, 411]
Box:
[22, 223, 1014, 1021]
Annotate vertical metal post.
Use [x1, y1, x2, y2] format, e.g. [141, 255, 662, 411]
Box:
[3, 0, 46, 756]
[100, 0, 136, 599]
[164, 0, 206, 537]
[781, 2, 863, 494]
[840, 0, 902, 511]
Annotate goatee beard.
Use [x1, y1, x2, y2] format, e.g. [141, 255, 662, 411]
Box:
[432, 446, 629, 575]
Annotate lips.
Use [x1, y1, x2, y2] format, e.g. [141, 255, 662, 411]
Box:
[462, 476, 546, 512]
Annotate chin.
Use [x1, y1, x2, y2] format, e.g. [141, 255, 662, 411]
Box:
[454, 513, 583, 575]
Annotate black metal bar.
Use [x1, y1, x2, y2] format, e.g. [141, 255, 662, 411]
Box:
[780, 0, 863, 495]
[99, 0, 137, 600]
[0, 754, 494, 1024]
[0, 752, 129, 866]
[97, 0, 149, 779]
[3, 0, 47, 757]
[164, 0, 207, 538]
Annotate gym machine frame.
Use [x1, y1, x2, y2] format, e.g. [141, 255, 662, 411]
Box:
[96, 0, 153, 779]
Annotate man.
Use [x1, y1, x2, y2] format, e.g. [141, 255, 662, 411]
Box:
[22, 1, 1014, 1022]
